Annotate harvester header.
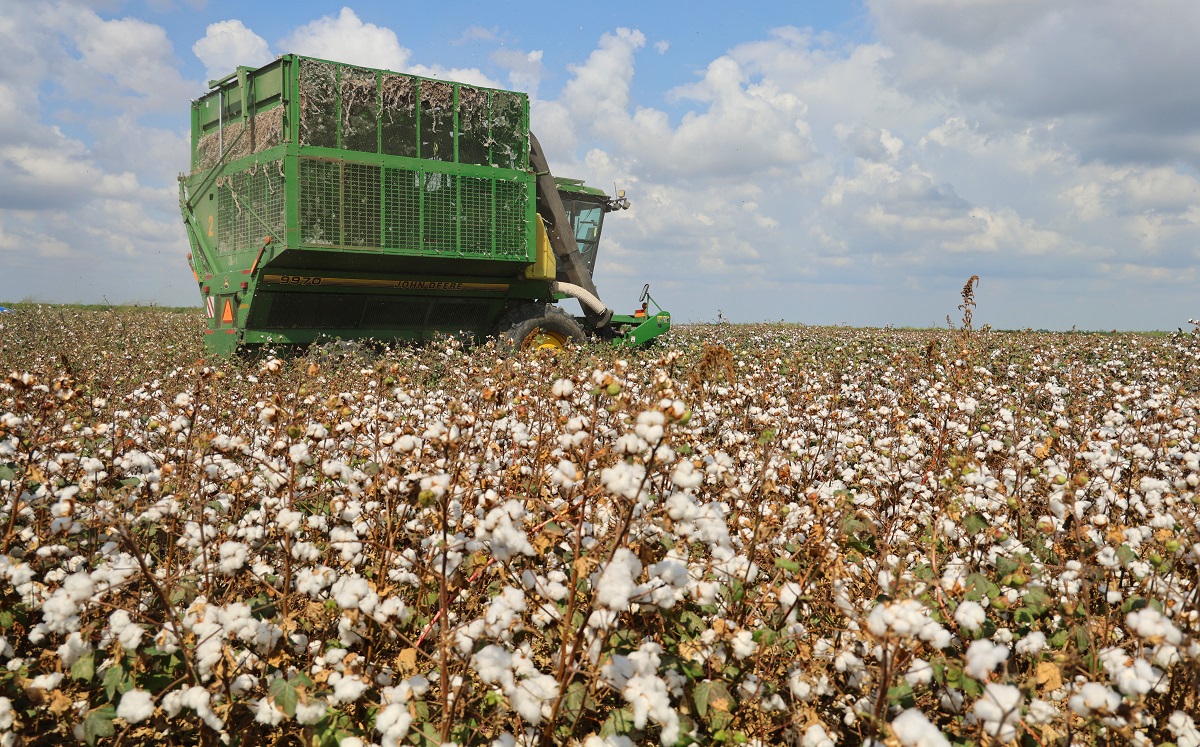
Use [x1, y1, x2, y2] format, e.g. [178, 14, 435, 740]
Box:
[180, 54, 669, 356]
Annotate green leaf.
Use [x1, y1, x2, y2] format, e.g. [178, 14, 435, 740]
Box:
[119, 477, 141, 488]
[887, 682, 915, 709]
[0, 610, 14, 629]
[599, 707, 635, 738]
[1116, 544, 1138, 566]
[1120, 595, 1149, 614]
[71, 651, 95, 683]
[774, 557, 800, 574]
[963, 512, 989, 536]
[84, 705, 116, 745]
[964, 573, 1000, 602]
[994, 555, 1020, 577]
[693, 680, 734, 731]
[1021, 586, 1052, 616]
[102, 664, 131, 701]
[560, 681, 595, 725]
[0, 465, 16, 482]
[1048, 629, 1070, 649]
[609, 628, 640, 651]
[269, 671, 315, 719]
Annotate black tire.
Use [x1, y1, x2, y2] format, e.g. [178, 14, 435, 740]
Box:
[495, 304, 586, 353]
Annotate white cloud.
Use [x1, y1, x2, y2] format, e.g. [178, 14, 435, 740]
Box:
[193, 20, 273, 82]
[492, 48, 545, 96]
[280, 7, 412, 72]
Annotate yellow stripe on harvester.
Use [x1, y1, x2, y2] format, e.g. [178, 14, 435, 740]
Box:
[263, 274, 510, 292]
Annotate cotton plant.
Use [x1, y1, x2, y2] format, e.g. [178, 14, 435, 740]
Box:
[1, 310, 1199, 743]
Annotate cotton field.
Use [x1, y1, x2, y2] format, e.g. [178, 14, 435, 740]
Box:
[0, 305, 1198, 747]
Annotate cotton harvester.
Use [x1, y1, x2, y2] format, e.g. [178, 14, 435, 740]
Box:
[179, 54, 670, 356]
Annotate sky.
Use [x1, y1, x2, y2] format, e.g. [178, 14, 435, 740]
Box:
[3, 1, 1200, 330]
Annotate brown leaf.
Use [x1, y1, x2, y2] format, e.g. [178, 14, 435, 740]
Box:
[396, 647, 418, 675]
[1035, 661, 1062, 691]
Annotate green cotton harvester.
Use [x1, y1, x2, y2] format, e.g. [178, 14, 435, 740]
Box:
[179, 54, 670, 357]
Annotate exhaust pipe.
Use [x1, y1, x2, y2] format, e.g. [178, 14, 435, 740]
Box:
[552, 281, 613, 329]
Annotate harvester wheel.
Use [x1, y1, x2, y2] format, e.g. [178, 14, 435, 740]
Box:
[496, 304, 586, 353]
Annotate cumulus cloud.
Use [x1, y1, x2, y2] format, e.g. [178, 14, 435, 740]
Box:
[193, 20, 273, 82]
[280, 7, 412, 72]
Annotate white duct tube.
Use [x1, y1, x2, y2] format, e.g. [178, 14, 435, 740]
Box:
[551, 281, 612, 326]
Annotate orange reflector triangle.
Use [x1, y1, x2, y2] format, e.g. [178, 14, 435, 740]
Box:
[221, 299, 234, 325]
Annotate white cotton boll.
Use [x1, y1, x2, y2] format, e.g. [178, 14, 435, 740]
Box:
[622, 674, 679, 746]
[57, 632, 91, 668]
[472, 645, 515, 690]
[252, 696, 285, 725]
[30, 673, 64, 691]
[635, 410, 666, 445]
[594, 549, 644, 611]
[0, 697, 12, 730]
[973, 683, 1022, 743]
[955, 600, 986, 634]
[1069, 682, 1121, 716]
[552, 379, 574, 398]
[801, 722, 835, 747]
[731, 630, 757, 660]
[296, 699, 327, 725]
[1168, 710, 1200, 747]
[376, 702, 413, 745]
[891, 708, 949, 747]
[1026, 698, 1059, 725]
[484, 586, 527, 638]
[116, 689, 155, 724]
[510, 672, 559, 725]
[1015, 631, 1046, 656]
[217, 541, 249, 574]
[905, 659, 933, 687]
[964, 640, 1009, 681]
[1126, 607, 1183, 645]
[671, 461, 703, 490]
[288, 441, 310, 464]
[329, 672, 369, 704]
[110, 609, 145, 652]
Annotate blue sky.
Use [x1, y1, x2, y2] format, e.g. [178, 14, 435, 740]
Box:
[3, 1, 1200, 329]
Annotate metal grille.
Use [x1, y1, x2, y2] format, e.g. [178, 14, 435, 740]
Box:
[422, 172, 457, 253]
[299, 160, 340, 245]
[216, 160, 285, 254]
[460, 177, 492, 255]
[297, 157, 529, 258]
[257, 292, 491, 332]
[383, 168, 421, 251]
[495, 179, 528, 257]
[343, 163, 380, 247]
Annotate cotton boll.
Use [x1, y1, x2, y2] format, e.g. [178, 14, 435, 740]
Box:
[217, 541, 249, 575]
[801, 722, 835, 747]
[964, 640, 1009, 680]
[116, 689, 155, 724]
[252, 697, 285, 725]
[954, 600, 986, 634]
[1069, 682, 1121, 716]
[730, 630, 758, 660]
[510, 672, 559, 725]
[295, 699, 327, 725]
[891, 708, 950, 747]
[1015, 631, 1046, 656]
[594, 549, 645, 611]
[57, 632, 91, 668]
[973, 683, 1022, 743]
[905, 659, 934, 687]
[1167, 711, 1200, 747]
[328, 672, 369, 704]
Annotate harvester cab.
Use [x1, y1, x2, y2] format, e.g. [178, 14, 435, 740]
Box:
[179, 55, 670, 357]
